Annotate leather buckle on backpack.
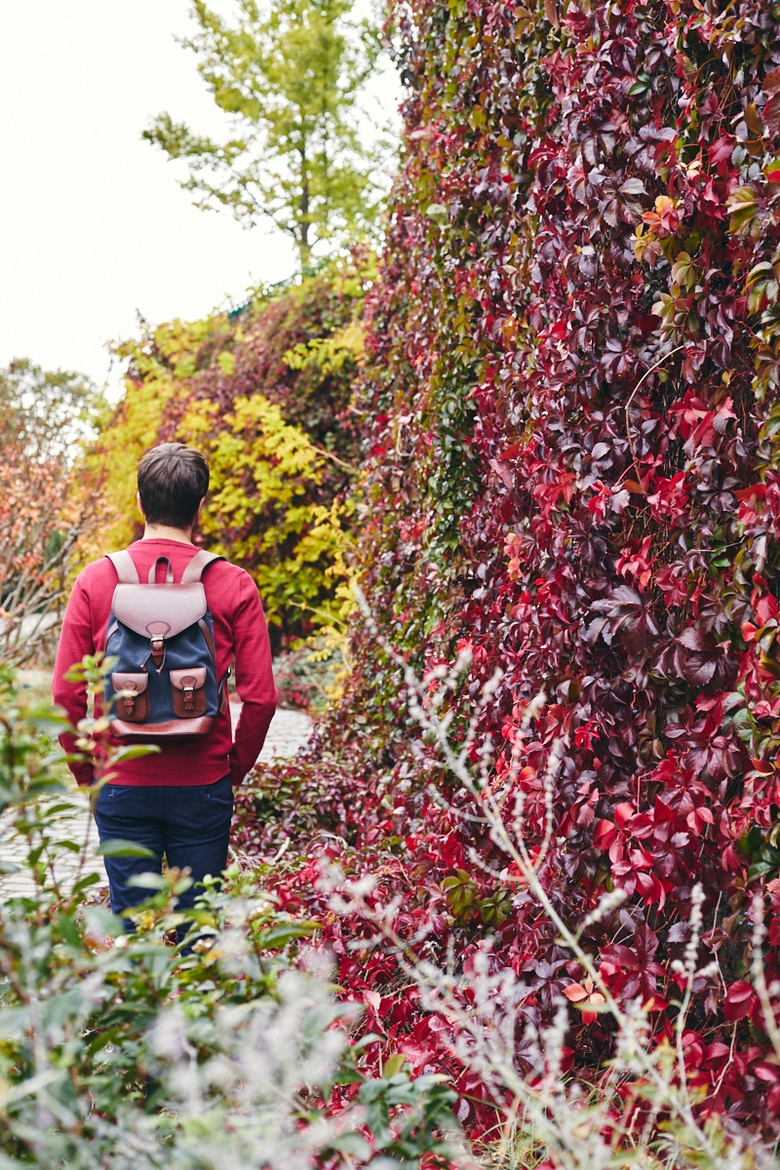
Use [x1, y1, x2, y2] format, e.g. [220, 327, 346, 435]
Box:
[111, 672, 149, 723]
[170, 668, 207, 719]
[145, 621, 171, 671]
[124, 686, 138, 716]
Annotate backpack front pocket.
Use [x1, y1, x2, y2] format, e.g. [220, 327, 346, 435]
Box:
[170, 667, 208, 718]
[111, 672, 150, 723]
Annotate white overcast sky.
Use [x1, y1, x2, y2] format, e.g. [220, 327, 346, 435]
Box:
[0, 1, 401, 392]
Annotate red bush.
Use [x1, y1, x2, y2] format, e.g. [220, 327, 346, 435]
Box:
[242, 0, 780, 1138]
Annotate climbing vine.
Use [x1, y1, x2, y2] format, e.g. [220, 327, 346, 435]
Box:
[238, 0, 780, 1140]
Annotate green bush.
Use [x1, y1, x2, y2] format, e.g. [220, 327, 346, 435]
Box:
[0, 664, 460, 1168]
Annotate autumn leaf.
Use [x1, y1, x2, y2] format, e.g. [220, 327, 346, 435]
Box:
[564, 976, 607, 1023]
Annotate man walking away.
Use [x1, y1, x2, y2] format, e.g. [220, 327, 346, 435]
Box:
[53, 442, 278, 936]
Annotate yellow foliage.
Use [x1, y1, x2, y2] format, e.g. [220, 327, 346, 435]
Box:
[76, 316, 221, 563]
[178, 393, 355, 631]
[76, 376, 172, 562]
[283, 319, 365, 375]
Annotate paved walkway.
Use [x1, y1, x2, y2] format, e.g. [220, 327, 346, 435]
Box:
[0, 706, 312, 900]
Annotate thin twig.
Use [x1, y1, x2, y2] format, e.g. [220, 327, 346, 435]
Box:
[309, 443, 360, 474]
[624, 344, 686, 491]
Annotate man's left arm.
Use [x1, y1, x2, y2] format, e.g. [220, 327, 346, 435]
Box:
[52, 575, 96, 787]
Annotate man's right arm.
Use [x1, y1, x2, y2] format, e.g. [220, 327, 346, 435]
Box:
[229, 572, 279, 787]
[52, 575, 96, 787]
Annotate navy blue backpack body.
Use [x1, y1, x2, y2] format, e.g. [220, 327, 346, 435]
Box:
[103, 549, 224, 743]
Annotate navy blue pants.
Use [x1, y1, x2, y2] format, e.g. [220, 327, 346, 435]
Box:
[93, 777, 234, 934]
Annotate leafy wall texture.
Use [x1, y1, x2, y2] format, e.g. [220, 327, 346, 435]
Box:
[237, 0, 780, 1137]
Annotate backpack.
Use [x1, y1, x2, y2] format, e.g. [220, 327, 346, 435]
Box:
[103, 549, 225, 743]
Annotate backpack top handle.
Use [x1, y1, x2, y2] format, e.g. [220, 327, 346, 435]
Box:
[147, 558, 174, 584]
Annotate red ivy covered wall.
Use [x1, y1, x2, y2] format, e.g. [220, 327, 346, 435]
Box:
[240, 0, 780, 1134]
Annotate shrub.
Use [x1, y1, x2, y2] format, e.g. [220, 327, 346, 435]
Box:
[239, 645, 780, 1166]
[241, 0, 780, 1141]
[0, 360, 103, 666]
[0, 665, 461, 1168]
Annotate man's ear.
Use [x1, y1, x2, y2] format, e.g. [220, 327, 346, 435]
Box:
[136, 491, 146, 518]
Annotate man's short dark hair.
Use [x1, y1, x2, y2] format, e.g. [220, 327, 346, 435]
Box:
[137, 443, 209, 529]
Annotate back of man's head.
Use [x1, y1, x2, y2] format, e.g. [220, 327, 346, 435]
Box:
[137, 443, 209, 530]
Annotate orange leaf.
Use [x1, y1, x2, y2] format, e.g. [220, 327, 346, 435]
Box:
[564, 983, 588, 1002]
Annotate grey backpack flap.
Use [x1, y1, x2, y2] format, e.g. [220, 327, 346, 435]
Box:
[104, 549, 224, 743]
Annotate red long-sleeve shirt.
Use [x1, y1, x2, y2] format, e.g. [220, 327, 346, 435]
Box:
[53, 539, 278, 788]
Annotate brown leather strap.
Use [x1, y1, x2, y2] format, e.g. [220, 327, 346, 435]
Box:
[218, 670, 230, 714]
[181, 549, 222, 584]
[106, 550, 140, 584]
[198, 618, 218, 668]
[196, 616, 227, 711]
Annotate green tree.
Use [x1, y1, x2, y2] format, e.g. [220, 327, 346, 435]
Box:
[0, 358, 102, 463]
[144, 0, 385, 271]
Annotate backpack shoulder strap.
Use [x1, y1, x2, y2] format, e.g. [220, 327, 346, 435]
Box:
[181, 549, 223, 585]
[106, 550, 140, 584]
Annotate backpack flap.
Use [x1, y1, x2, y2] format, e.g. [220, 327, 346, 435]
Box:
[111, 582, 208, 670]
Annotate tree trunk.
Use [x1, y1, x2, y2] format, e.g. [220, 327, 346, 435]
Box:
[298, 151, 311, 273]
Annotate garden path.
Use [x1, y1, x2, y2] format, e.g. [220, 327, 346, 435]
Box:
[0, 703, 312, 900]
